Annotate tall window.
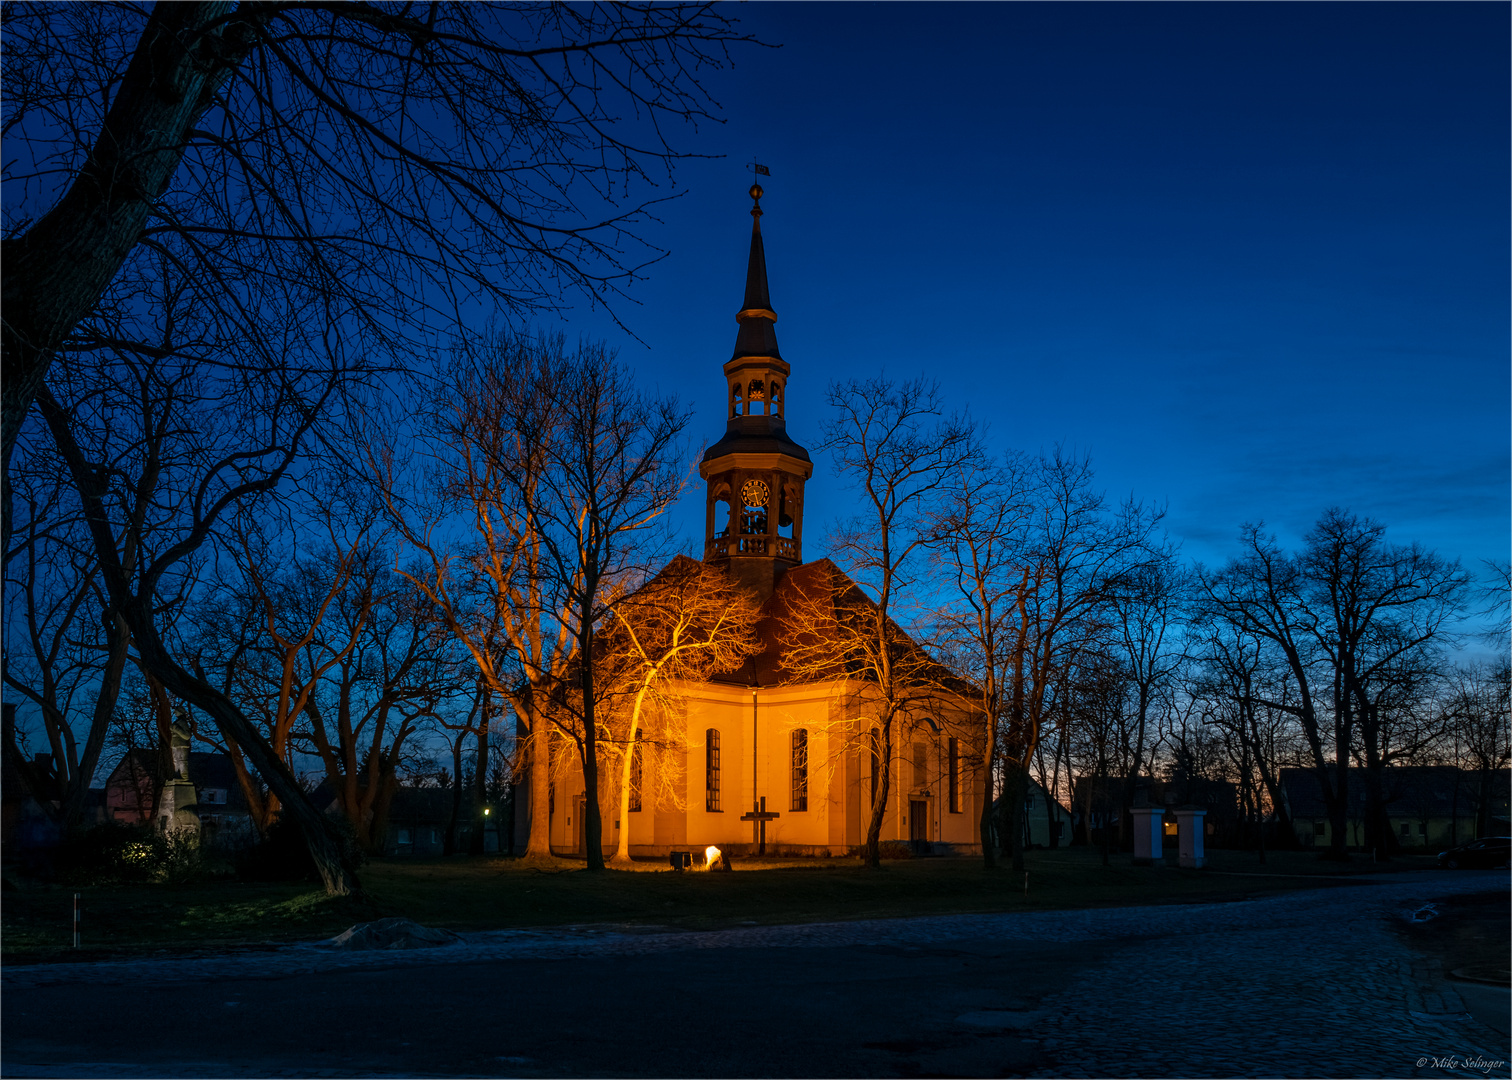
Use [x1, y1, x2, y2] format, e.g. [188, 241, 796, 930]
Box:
[791, 729, 809, 812]
[948, 737, 960, 813]
[705, 728, 721, 812]
[629, 733, 643, 813]
[868, 727, 881, 809]
[912, 742, 928, 788]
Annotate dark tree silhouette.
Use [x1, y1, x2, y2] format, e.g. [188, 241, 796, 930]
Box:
[2, 3, 753, 894]
[3, 2, 753, 481]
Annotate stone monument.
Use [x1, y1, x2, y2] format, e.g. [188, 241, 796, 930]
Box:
[155, 707, 202, 839]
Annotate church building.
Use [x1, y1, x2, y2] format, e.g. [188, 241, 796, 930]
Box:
[538, 184, 986, 858]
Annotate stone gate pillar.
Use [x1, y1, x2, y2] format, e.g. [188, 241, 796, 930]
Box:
[1175, 806, 1206, 869]
[1131, 806, 1164, 866]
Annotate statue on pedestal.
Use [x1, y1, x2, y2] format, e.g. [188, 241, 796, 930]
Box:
[156, 705, 202, 839]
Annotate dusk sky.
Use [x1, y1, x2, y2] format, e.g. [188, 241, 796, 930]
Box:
[559, 2, 1508, 613]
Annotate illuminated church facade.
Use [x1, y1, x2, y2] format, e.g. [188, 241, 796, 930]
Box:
[535, 185, 986, 858]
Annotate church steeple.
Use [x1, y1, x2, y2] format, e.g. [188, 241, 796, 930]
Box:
[732, 185, 781, 362]
[699, 181, 813, 600]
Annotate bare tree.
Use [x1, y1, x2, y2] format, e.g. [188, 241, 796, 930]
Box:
[32, 291, 366, 894]
[2, 446, 129, 828]
[4, 3, 755, 895]
[1472, 558, 1510, 654]
[1189, 622, 1304, 851]
[383, 335, 689, 869]
[1063, 654, 1130, 864]
[1442, 661, 1511, 839]
[996, 450, 1160, 872]
[1108, 543, 1190, 838]
[3, 2, 755, 491]
[599, 556, 763, 865]
[778, 376, 976, 868]
[302, 563, 464, 854]
[1202, 509, 1468, 860]
[515, 344, 690, 871]
[928, 451, 1033, 867]
[194, 500, 383, 835]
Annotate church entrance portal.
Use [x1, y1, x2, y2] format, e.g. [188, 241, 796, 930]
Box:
[910, 800, 930, 854]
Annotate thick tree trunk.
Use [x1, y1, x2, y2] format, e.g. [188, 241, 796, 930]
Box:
[1, 3, 260, 489]
[610, 733, 637, 866]
[370, 767, 399, 853]
[1359, 749, 1392, 861]
[470, 720, 489, 856]
[1323, 768, 1350, 862]
[1044, 777, 1060, 850]
[864, 721, 894, 869]
[1003, 758, 1030, 872]
[579, 619, 605, 871]
[978, 730, 998, 869]
[521, 709, 554, 858]
[444, 733, 464, 855]
[1474, 769, 1492, 839]
[62, 614, 132, 831]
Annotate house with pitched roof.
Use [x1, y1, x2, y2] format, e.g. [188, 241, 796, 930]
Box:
[1279, 765, 1510, 851]
[102, 748, 254, 844]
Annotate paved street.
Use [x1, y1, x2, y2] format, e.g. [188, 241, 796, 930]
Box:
[3, 871, 1507, 1078]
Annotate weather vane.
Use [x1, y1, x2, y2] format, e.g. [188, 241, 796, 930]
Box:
[748, 159, 769, 217]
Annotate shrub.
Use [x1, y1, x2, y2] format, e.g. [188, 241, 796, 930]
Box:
[57, 822, 204, 885]
[156, 828, 204, 886]
[878, 840, 913, 860]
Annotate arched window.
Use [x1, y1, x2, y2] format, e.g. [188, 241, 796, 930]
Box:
[705, 728, 721, 812]
[771, 381, 783, 416]
[629, 731, 643, 813]
[947, 737, 960, 814]
[791, 729, 809, 812]
[868, 727, 881, 809]
[730, 382, 743, 417]
[748, 378, 766, 414]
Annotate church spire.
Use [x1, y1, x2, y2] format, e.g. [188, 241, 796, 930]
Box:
[732, 183, 781, 362]
[698, 178, 813, 599]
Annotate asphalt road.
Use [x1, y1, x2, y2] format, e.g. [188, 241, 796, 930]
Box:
[3, 870, 1508, 1079]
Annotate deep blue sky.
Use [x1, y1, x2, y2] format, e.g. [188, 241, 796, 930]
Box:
[561, 3, 1508, 592]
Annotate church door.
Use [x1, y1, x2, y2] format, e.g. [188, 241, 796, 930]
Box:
[910, 800, 929, 854]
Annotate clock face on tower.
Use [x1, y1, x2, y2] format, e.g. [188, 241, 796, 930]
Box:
[740, 479, 770, 508]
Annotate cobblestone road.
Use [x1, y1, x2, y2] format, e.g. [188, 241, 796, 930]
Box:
[4, 871, 1508, 1078]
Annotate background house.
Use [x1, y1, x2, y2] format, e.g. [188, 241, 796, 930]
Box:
[987, 778, 1074, 850]
[102, 748, 254, 844]
[1279, 766, 1510, 851]
[311, 781, 509, 856]
[1071, 775, 1239, 849]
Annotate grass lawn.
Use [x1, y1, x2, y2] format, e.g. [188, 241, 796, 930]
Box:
[2, 847, 1441, 964]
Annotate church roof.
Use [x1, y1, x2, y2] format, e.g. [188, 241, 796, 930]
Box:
[702, 559, 967, 699]
[701, 419, 812, 465]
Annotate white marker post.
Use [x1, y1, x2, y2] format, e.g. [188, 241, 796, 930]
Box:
[1175, 807, 1207, 869]
[1131, 806, 1165, 866]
